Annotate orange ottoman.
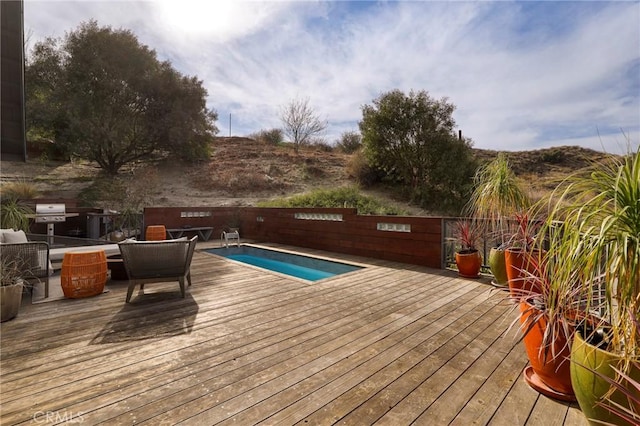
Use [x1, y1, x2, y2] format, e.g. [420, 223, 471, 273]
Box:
[145, 225, 167, 241]
[61, 251, 108, 298]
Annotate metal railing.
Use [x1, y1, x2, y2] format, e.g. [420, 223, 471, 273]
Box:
[26, 233, 114, 249]
[442, 218, 499, 274]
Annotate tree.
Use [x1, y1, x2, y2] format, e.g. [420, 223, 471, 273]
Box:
[280, 97, 327, 153]
[25, 20, 218, 175]
[359, 89, 477, 213]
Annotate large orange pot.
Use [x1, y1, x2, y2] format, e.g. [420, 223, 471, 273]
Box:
[519, 301, 576, 401]
[505, 248, 543, 298]
[455, 249, 482, 278]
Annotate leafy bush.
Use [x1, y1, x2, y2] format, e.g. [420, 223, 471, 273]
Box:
[26, 134, 68, 161]
[540, 149, 565, 164]
[78, 166, 158, 210]
[335, 131, 362, 154]
[346, 149, 383, 187]
[360, 89, 477, 214]
[258, 186, 406, 215]
[311, 139, 333, 152]
[250, 128, 283, 145]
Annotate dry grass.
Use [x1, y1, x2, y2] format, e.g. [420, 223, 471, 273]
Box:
[1, 137, 611, 212]
[0, 180, 40, 200]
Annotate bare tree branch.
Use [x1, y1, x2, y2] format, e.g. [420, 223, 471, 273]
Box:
[280, 97, 327, 153]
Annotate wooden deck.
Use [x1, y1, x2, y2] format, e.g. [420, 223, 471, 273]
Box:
[0, 243, 587, 425]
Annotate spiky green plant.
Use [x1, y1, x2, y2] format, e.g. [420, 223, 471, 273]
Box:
[0, 198, 33, 231]
[466, 153, 530, 246]
[539, 147, 639, 369]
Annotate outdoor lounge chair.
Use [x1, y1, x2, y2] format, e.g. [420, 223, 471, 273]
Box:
[118, 236, 197, 303]
[0, 242, 51, 298]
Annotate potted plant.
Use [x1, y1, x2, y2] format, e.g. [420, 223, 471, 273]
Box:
[539, 148, 639, 424]
[0, 256, 26, 322]
[586, 313, 640, 425]
[504, 211, 544, 298]
[454, 219, 482, 278]
[510, 241, 580, 402]
[0, 196, 33, 231]
[466, 153, 529, 286]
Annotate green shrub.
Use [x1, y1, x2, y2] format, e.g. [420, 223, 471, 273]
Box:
[250, 128, 283, 145]
[311, 139, 333, 152]
[335, 131, 362, 154]
[258, 186, 406, 215]
[78, 166, 158, 210]
[540, 149, 565, 164]
[347, 149, 383, 187]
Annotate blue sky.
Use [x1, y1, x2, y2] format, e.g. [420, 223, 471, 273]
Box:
[24, 1, 640, 154]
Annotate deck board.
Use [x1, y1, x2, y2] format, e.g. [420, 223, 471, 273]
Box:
[0, 243, 587, 425]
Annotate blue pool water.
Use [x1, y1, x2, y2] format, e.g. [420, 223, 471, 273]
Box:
[206, 246, 362, 281]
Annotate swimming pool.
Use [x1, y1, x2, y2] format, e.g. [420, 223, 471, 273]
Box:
[205, 245, 363, 281]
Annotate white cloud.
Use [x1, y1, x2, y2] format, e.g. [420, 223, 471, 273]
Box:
[23, 0, 640, 154]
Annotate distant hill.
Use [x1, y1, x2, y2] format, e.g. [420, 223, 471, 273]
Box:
[475, 145, 612, 176]
[474, 145, 615, 196]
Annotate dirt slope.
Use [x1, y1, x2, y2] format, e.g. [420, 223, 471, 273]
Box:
[1, 137, 612, 212]
[0, 137, 352, 208]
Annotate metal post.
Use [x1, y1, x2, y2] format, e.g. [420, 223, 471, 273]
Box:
[47, 223, 54, 246]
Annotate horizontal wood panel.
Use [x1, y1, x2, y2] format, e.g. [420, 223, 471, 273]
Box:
[145, 208, 443, 269]
[1, 242, 586, 425]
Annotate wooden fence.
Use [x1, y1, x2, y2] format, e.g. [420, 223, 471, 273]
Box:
[144, 207, 445, 269]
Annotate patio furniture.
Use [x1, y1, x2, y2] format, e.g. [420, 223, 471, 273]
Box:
[221, 229, 240, 247]
[167, 226, 214, 241]
[61, 250, 108, 298]
[145, 225, 167, 241]
[0, 241, 51, 298]
[49, 243, 120, 263]
[118, 236, 198, 303]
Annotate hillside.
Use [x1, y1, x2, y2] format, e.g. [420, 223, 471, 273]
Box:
[0, 137, 613, 214]
[475, 145, 613, 197]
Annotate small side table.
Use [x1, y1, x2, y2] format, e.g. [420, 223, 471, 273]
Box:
[61, 250, 108, 298]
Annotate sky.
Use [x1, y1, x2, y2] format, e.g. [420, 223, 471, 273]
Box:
[23, 0, 640, 154]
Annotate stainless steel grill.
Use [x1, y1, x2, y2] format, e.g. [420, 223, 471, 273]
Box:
[35, 204, 67, 223]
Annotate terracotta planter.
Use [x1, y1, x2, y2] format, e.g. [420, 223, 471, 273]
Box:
[519, 301, 576, 401]
[571, 331, 640, 426]
[1, 280, 24, 322]
[488, 247, 508, 285]
[505, 248, 542, 298]
[455, 249, 482, 278]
